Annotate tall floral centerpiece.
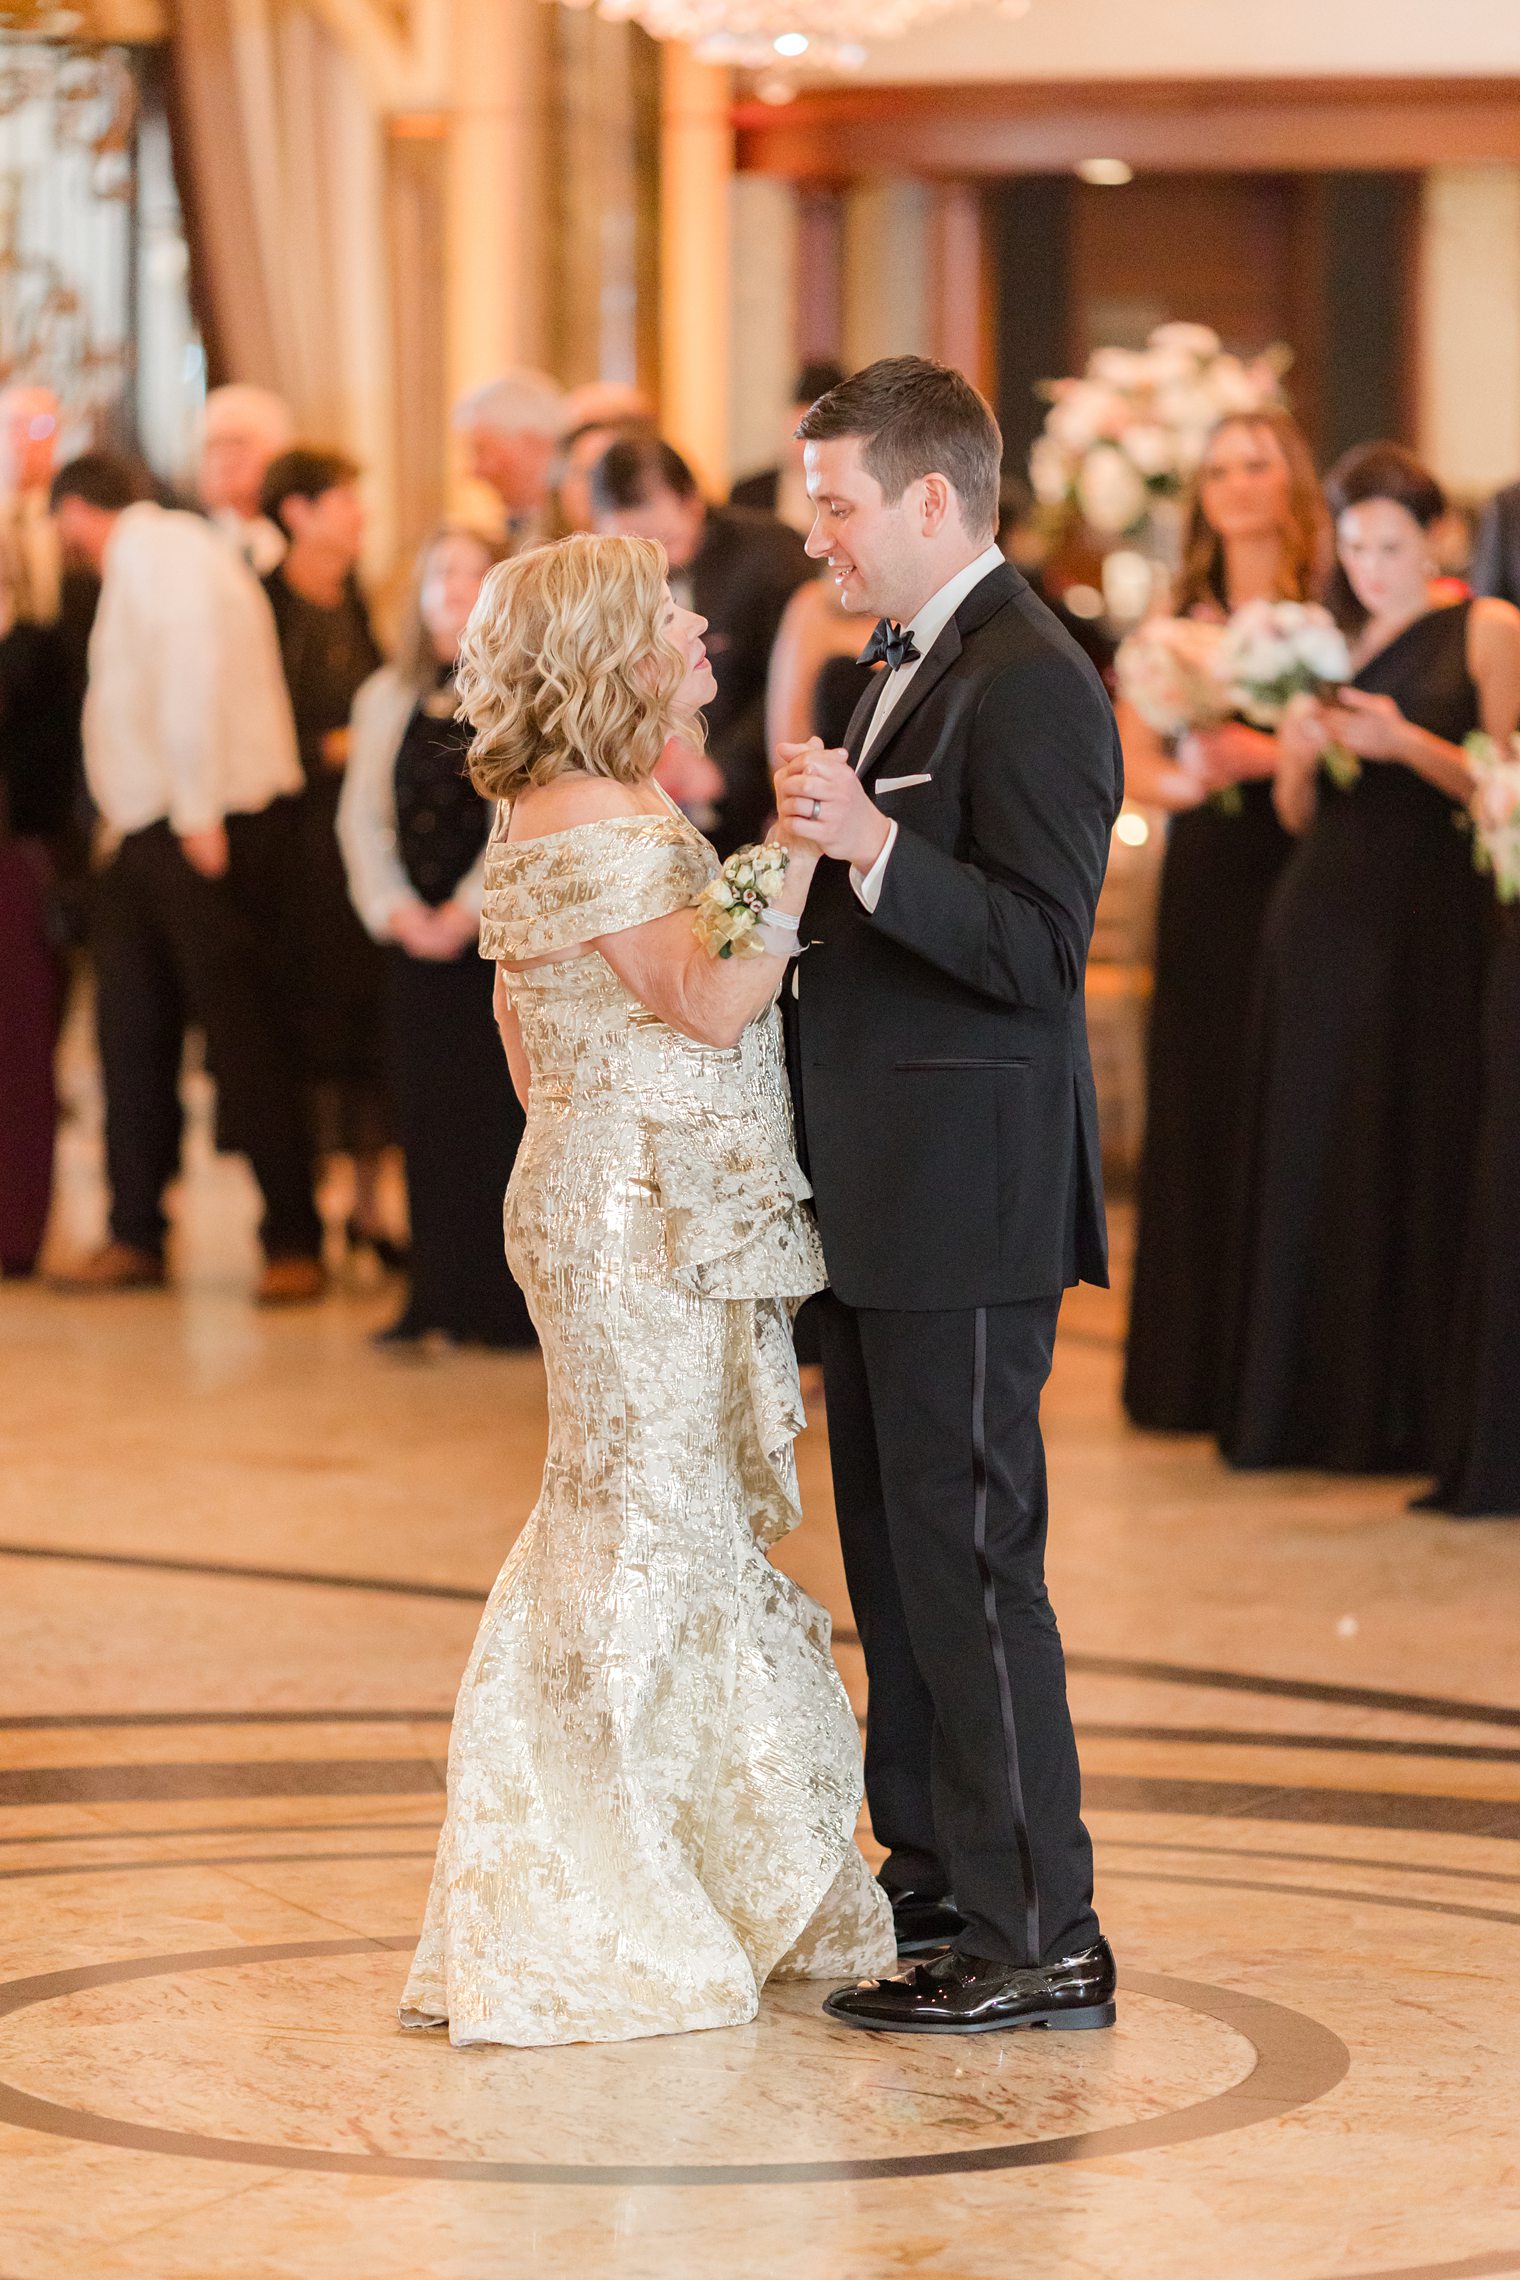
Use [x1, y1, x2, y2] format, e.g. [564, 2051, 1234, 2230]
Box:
[1029, 323, 1289, 578]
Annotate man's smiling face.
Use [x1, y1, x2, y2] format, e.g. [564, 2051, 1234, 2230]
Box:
[803, 435, 921, 620]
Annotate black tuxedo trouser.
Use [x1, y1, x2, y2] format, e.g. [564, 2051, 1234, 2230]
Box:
[818, 1290, 1099, 1966]
[92, 808, 322, 1262]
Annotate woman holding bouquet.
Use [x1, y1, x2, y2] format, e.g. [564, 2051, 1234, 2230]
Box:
[1423, 884, 1520, 1514]
[1122, 409, 1328, 1431]
[1220, 444, 1520, 1474]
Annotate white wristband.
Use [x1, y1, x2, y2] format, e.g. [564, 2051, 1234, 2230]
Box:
[757, 909, 801, 955]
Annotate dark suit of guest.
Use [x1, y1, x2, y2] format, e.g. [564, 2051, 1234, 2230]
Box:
[686, 503, 812, 853]
[729, 467, 780, 515]
[1472, 480, 1520, 607]
[789, 558, 1122, 1967]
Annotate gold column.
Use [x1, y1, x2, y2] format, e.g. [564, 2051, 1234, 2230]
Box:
[658, 43, 734, 495]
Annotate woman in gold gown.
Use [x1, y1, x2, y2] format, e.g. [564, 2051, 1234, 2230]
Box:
[399, 534, 894, 2047]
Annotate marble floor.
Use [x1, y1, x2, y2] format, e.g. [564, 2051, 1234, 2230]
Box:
[2, 1061, 1519, 2278]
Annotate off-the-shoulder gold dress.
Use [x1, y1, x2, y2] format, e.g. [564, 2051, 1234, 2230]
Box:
[399, 806, 894, 2046]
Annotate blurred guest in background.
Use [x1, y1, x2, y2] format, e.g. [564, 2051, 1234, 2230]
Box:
[592, 435, 812, 850]
[339, 525, 534, 1350]
[0, 386, 62, 626]
[452, 371, 566, 549]
[196, 385, 293, 574]
[0, 526, 72, 1276]
[731, 359, 846, 535]
[1470, 473, 1520, 608]
[1220, 443, 1520, 1473]
[1121, 408, 1327, 1432]
[49, 453, 322, 1301]
[556, 384, 655, 536]
[260, 447, 396, 1271]
[766, 572, 878, 759]
[1421, 881, 1520, 1516]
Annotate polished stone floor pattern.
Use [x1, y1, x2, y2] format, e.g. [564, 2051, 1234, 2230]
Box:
[2, 1066, 1519, 2277]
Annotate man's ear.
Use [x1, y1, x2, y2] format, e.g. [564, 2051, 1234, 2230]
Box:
[919, 473, 953, 537]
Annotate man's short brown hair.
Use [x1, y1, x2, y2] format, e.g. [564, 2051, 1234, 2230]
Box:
[796, 356, 1002, 542]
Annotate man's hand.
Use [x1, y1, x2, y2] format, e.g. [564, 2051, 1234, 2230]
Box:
[178, 823, 230, 879]
[774, 738, 891, 871]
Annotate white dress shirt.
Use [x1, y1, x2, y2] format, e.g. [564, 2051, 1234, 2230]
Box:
[850, 543, 1006, 910]
[338, 665, 491, 940]
[83, 502, 303, 837]
[211, 505, 287, 577]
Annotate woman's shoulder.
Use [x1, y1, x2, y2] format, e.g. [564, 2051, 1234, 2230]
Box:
[1468, 592, 1520, 659]
[506, 776, 664, 842]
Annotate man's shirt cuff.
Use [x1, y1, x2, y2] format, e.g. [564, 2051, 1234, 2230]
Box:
[849, 817, 899, 911]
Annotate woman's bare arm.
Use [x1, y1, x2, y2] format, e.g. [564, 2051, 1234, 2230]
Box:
[1115, 698, 1206, 812]
[506, 775, 817, 1050]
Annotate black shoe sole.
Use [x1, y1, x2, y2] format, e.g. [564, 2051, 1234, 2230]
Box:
[824, 1998, 1117, 2036]
[896, 1933, 959, 1957]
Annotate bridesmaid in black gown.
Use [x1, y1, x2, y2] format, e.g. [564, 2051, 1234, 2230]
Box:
[1423, 901, 1520, 1513]
[1122, 409, 1329, 1430]
[1220, 444, 1520, 1473]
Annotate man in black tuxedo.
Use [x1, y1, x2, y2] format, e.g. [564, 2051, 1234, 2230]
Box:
[591, 436, 812, 853]
[774, 357, 1122, 2035]
[1472, 477, 1520, 607]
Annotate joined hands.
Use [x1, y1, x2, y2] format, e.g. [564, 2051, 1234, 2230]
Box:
[773, 738, 892, 872]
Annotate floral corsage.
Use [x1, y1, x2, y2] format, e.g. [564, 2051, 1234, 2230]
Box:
[692, 842, 795, 959]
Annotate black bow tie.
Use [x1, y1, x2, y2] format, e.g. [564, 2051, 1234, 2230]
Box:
[859, 619, 921, 672]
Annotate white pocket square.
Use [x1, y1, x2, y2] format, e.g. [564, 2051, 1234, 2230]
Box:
[875, 772, 933, 794]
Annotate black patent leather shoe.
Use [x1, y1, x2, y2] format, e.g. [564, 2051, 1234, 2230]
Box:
[823, 1938, 1117, 2035]
[890, 1888, 967, 1956]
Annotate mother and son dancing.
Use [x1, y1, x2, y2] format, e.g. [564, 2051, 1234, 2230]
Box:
[400, 356, 1123, 2046]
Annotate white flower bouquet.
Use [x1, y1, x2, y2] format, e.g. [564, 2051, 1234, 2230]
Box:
[1216, 600, 1359, 790]
[1030, 321, 1289, 542]
[691, 841, 791, 959]
[1114, 616, 1231, 741]
[1465, 732, 1520, 903]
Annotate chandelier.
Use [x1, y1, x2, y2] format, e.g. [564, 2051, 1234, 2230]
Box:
[562, 0, 1031, 76]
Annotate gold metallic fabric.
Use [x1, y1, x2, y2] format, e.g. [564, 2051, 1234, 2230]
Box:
[401, 810, 894, 2046]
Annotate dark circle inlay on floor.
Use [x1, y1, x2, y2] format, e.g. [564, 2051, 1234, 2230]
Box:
[0, 1934, 1347, 2186]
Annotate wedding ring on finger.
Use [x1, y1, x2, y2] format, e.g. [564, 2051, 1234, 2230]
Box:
[810, 798, 821, 821]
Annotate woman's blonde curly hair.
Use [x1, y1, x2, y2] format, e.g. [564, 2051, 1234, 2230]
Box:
[456, 532, 694, 802]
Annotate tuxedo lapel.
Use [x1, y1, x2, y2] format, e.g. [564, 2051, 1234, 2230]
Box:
[857, 618, 961, 783]
[843, 667, 887, 770]
[855, 561, 1027, 784]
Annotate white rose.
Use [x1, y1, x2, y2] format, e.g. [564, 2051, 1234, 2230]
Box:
[1089, 346, 1151, 392]
[1150, 321, 1222, 361]
[1077, 444, 1147, 536]
[1048, 386, 1116, 454]
[1029, 434, 1072, 505]
[1121, 423, 1174, 479]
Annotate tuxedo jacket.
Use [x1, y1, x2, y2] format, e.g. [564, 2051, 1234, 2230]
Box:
[788, 560, 1123, 1313]
[688, 504, 813, 852]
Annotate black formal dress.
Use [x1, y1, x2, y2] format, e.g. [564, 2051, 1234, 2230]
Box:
[811, 652, 878, 750]
[384, 693, 533, 1348]
[790, 560, 1122, 1968]
[1421, 906, 1520, 1514]
[1123, 606, 1296, 1429]
[264, 570, 388, 1155]
[685, 506, 813, 854]
[0, 621, 78, 1274]
[1220, 602, 1490, 1473]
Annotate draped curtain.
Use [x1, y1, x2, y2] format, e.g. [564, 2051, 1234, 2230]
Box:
[169, 0, 395, 554]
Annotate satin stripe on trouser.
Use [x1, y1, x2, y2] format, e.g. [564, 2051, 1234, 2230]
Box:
[818, 1291, 1100, 1966]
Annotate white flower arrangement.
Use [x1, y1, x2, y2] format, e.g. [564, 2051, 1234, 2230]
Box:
[1465, 732, 1520, 903]
[1216, 600, 1358, 789]
[691, 841, 792, 959]
[1030, 322, 1290, 540]
[1114, 616, 1230, 741]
